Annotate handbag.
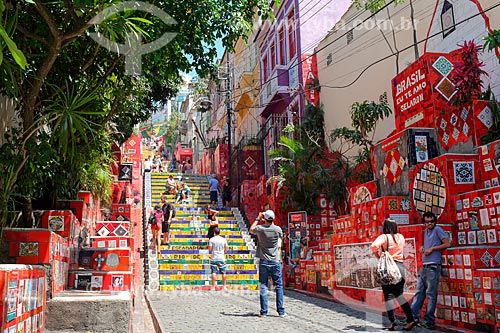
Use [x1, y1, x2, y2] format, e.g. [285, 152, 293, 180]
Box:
[375, 235, 403, 286]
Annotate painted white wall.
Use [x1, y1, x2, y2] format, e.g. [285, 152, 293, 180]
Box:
[317, 0, 500, 155]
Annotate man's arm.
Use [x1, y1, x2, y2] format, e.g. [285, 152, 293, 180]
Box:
[250, 212, 263, 234]
[424, 233, 451, 256]
[435, 236, 451, 251]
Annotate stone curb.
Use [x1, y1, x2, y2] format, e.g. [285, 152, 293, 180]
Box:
[286, 288, 477, 333]
[144, 292, 162, 333]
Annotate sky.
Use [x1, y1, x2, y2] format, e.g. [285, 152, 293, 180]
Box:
[186, 39, 224, 79]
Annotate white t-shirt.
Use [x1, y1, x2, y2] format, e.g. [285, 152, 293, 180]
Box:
[209, 235, 228, 261]
[144, 159, 152, 171]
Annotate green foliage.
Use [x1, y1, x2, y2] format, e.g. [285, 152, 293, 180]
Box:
[79, 152, 114, 207]
[350, 100, 392, 139]
[268, 105, 346, 214]
[41, 82, 104, 160]
[484, 29, 500, 56]
[0, 129, 60, 228]
[330, 99, 393, 195]
[163, 111, 182, 149]
[352, 0, 406, 12]
[301, 103, 326, 146]
[0, 0, 273, 222]
[0, 0, 27, 69]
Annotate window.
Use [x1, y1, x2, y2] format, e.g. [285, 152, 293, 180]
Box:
[270, 42, 276, 71]
[346, 30, 353, 45]
[262, 54, 268, 82]
[278, 26, 286, 65]
[287, 10, 296, 59]
[326, 53, 333, 66]
[379, 92, 388, 104]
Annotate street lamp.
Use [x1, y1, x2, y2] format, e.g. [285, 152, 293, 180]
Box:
[199, 97, 212, 112]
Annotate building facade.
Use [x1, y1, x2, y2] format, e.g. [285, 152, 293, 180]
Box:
[316, 0, 500, 152]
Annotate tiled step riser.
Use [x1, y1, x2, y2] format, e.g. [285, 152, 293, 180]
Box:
[150, 174, 254, 290]
[166, 231, 245, 236]
[160, 250, 252, 255]
[159, 285, 258, 291]
[160, 259, 255, 264]
[161, 254, 254, 260]
[160, 280, 258, 285]
[165, 241, 245, 245]
[160, 269, 257, 275]
[163, 274, 257, 281]
[160, 264, 256, 270]
[171, 216, 237, 220]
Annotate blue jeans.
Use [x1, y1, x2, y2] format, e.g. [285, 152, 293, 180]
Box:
[411, 264, 441, 324]
[258, 259, 285, 316]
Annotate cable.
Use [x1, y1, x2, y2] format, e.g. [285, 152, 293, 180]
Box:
[227, 0, 398, 104]
[320, 1, 500, 89]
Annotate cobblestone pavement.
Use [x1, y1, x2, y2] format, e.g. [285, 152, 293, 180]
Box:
[146, 289, 444, 333]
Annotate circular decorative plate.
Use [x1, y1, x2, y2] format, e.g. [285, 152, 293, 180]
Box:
[106, 253, 120, 268]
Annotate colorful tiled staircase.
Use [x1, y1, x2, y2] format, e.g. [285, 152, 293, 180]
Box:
[147, 173, 258, 291]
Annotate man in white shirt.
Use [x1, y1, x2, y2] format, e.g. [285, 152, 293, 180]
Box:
[143, 157, 152, 173]
[208, 227, 229, 290]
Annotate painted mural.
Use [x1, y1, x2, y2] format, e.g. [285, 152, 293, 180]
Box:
[334, 239, 417, 291]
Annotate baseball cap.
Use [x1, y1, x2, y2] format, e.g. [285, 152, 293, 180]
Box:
[263, 210, 275, 221]
[154, 205, 162, 211]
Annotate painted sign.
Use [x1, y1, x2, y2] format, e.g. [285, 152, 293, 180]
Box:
[288, 211, 307, 262]
[301, 54, 319, 106]
[392, 57, 431, 115]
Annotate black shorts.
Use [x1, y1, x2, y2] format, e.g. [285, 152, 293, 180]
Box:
[162, 222, 170, 233]
[210, 191, 218, 203]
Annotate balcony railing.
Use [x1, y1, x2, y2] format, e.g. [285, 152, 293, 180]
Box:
[259, 65, 289, 112]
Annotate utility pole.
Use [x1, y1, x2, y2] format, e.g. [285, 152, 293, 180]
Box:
[225, 57, 232, 188]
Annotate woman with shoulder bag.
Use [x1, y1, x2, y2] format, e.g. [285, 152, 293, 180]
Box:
[371, 218, 416, 331]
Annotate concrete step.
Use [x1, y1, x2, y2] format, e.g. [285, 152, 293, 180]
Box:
[45, 291, 132, 333]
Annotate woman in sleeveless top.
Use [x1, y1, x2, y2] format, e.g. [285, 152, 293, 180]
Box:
[371, 218, 416, 331]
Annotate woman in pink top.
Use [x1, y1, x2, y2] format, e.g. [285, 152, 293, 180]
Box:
[371, 218, 416, 331]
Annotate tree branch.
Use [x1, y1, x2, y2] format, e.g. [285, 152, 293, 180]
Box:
[16, 25, 48, 46]
[34, 0, 59, 40]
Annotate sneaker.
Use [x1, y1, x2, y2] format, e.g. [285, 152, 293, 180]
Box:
[258, 313, 267, 317]
[418, 321, 435, 329]
[279, 313, 287, 318]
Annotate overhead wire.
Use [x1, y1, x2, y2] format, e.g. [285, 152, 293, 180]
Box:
[226, 0, 398, 104]
[229, 1, 500, 110]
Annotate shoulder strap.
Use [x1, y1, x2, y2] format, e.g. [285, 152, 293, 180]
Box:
[382, 234, 389, 252]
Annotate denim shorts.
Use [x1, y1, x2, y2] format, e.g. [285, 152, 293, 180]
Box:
[210, 260, 226, 274]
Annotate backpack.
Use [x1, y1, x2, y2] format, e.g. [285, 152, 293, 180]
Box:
[148, 213, 157, 225]
[163, 203, 176, 219]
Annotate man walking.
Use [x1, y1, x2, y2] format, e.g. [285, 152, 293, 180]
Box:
[411, 211, 450, 329]
[250, 210, 286, 317]
[208, 174, 219, 205]
[160, 195, 174, 245]
[208, 227, 229, 290]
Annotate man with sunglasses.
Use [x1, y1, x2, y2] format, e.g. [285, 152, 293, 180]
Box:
[410, 211, 450, 329]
